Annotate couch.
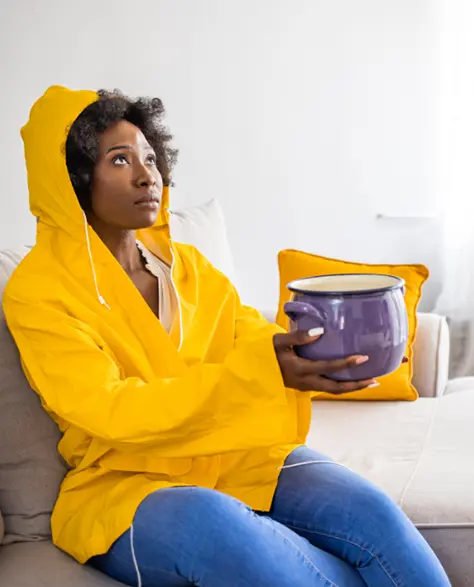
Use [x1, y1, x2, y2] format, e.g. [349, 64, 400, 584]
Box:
[0, 201, 472, 586]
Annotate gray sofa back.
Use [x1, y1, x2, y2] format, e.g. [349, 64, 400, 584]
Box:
[0, 248, 67, 544]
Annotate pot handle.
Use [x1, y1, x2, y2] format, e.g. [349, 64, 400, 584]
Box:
[284, 301, 326, 326]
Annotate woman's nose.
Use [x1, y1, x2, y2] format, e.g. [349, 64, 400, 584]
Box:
[135, 163, 156, 187]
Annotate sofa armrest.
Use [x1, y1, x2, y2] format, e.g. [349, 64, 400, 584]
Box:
[260, 309, 450, 398]
[412, 313, 450, 398]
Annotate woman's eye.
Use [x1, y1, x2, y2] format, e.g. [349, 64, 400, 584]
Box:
[112, 155, 128, 165]
[146, 154, 157, 165]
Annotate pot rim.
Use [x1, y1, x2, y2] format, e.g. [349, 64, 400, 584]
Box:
[287, 273, 405, 296]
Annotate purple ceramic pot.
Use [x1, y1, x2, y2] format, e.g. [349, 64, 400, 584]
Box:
[284, 274, 408, 382]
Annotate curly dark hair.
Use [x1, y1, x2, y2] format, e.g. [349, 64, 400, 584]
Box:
[65, 89, 177, 211]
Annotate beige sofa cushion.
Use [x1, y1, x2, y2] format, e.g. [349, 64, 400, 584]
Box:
[307, 389, 474, 525]
[307, 386, 474, 585]
[0, 249, 67, 543]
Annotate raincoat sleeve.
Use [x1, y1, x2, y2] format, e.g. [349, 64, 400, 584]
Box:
[195, 246, 286, 344]
[234, 300, 285, 346]
[3, 297, 293, 457]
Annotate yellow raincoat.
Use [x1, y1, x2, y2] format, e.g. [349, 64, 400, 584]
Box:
[3, 86, 311, 564]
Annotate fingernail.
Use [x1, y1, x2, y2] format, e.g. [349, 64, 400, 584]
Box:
[355, 355, 369, 365]
[308, 327, 324, 337]
[368, 382, 380, 388]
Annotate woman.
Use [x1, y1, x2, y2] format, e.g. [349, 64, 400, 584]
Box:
[4, 86, 450, 587]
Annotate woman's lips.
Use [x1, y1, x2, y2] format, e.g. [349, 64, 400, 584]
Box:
[134, 200, 159, 210]
[134, 195, 160, 210]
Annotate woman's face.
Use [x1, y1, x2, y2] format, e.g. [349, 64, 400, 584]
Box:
[90, 120, 163, 230]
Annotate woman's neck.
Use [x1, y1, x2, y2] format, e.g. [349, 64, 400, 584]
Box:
[87, 215, 142, 274]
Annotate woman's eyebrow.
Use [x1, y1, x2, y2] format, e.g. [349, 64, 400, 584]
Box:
[106, 144, 155, 154]
[106, 144, 133, 154]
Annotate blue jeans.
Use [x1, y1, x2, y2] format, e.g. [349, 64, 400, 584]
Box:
[93, 447, 450, 586]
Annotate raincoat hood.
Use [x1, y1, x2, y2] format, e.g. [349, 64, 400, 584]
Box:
[21, 85, 173, 308]
[22, 86, 97, 234]
[4, 85, 310, 565]
[22, 85, 170, 236]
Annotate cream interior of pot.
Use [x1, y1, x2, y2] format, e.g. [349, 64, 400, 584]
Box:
[289, 274, 402, 293]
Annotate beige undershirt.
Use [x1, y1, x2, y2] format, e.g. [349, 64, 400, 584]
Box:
[136, 240, 177, 333]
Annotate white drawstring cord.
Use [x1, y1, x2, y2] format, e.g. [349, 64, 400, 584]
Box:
[278, 460, 351, 471]
[130, 524, 143, 587]
[83, 212, 110, 309]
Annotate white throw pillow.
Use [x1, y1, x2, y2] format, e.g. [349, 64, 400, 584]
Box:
[169, 199, 237, 286]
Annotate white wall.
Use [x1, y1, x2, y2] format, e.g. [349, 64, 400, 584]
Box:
[0, 0, 443, 310]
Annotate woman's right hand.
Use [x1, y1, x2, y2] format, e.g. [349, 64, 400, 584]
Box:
[273, 330, 377, 395]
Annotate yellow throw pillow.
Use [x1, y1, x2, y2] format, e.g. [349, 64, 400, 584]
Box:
[277, 249, 429, 401]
